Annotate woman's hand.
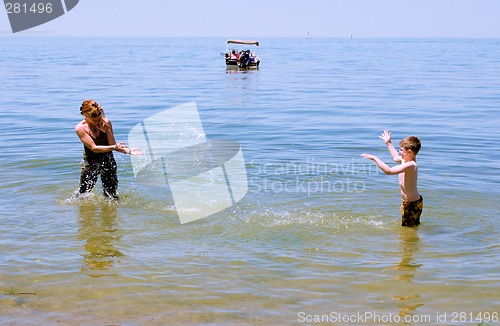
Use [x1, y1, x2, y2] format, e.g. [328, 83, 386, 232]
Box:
[128, 148, 144, 156]
[114, 141, 128, 154]
[114, 141, 143, 155]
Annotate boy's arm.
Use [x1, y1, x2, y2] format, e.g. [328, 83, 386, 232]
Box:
[379, 130, 402, 163]
[386, 142, 402, 163]
[361, 154, 415, 175]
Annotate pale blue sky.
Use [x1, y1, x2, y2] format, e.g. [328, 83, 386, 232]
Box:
[1, 0, 499, 37]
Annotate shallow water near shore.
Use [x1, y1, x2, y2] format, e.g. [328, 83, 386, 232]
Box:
[1, 37, 499, 325]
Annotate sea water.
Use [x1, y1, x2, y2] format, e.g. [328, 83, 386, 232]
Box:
[0, 37, 499, 325]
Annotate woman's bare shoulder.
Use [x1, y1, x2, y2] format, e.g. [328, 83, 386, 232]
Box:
[75, 120, 87, 131]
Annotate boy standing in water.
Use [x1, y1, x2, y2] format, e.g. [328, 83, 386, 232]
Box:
[362, 130, 423, 227]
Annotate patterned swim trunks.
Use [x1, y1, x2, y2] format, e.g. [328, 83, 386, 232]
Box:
[401, 196, 423, 227]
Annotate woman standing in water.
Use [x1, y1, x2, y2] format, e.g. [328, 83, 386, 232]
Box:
[75, 99, 140, 200]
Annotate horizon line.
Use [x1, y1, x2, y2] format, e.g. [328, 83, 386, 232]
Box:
[1, 32, 499, 39]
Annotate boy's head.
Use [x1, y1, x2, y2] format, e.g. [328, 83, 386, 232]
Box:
[399, 136, 421, 156]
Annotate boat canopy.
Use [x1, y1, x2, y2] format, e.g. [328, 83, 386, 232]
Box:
[227, 39, 259, 46]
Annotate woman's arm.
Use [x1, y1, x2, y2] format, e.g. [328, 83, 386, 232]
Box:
[75, 120, 125, 153]
[103, 119, 129, 154]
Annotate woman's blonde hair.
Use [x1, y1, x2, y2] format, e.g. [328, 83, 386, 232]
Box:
[80, 99, 103, 116]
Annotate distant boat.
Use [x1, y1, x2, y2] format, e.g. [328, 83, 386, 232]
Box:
[224, 39, 260, 70]
[306, 31, 312, 39]
[350, 34, 353, 39]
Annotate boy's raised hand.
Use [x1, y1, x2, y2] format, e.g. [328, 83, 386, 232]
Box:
[379, 130, 392, 144]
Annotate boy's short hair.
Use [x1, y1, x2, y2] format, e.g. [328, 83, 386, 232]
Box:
[399, 136, 421, 154]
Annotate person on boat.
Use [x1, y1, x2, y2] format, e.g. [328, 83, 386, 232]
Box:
[248, 52, 256, 63]
[75, 99, 140, 200]
[230, 49, 240, 60]
[239, 50, 250, 68]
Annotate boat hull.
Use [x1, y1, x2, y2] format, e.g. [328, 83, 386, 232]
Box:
[225, 58, 260, 70]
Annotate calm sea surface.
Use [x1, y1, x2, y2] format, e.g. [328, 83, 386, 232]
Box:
[1, 37, 499, 325]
